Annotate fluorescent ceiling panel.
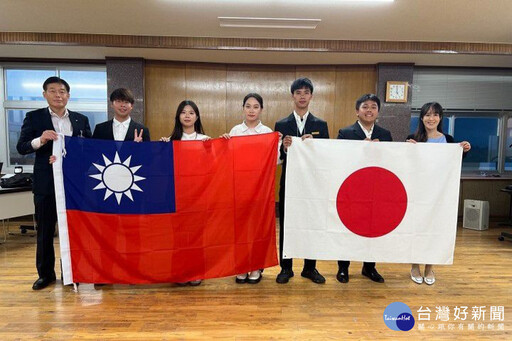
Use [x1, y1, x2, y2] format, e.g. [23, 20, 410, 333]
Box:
[219, 17, 321, 29]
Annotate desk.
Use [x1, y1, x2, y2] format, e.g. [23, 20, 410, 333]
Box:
[0, 187, 34, 241]
[499, 188, 512, 226]
[499, 188, 512, 242]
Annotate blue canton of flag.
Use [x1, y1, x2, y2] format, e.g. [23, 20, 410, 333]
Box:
[62, 137, 176, 214]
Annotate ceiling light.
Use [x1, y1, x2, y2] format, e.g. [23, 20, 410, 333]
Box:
[432, 50, 458, 54]
[218, 17, 321, 29]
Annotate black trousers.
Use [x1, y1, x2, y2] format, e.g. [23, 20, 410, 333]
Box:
[34, 193, 57, 279]
[278, 187, 316, 271]
[338, 261, 376, 271]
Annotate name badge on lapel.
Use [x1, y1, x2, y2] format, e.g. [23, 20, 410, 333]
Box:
[311, 131, 320, 136]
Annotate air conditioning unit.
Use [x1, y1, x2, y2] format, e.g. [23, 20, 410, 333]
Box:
[463, 200, 489, 230]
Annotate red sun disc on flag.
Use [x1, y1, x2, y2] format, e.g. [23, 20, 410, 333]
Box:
[336, 167, 407, 238]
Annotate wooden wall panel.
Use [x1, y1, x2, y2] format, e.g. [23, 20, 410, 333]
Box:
[185, 63, 227, 138]
[145, 61, 186, 140]
[334, 65, 377, 134]
[225, 65, 295, 133]
[3, 32, 512, 56]
[146, 62, 377, 140]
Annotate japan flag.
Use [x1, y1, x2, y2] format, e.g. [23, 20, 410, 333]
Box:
[283, 137, 463, 265]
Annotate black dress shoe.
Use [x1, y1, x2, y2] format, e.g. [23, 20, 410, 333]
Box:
[301, 269, 326, 284]
[336, 268, 349, 283]
[276, 269, 294, 284]
[362, 267, 385, 283]
[32, 277, 56, 290]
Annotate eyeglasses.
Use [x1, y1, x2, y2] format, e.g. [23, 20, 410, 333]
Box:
[46, 89, 68, 95]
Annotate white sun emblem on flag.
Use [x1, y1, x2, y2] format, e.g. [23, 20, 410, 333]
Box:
[89, 152, 145, 204]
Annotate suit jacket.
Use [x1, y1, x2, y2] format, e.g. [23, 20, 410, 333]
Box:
[92, 119, 150, 142]
[274, 113, 329, 189]
[337, 121, 393, 142]
[16, 107, 92, 195]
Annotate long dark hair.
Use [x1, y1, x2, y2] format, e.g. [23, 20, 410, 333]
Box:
[169, 100, 205, 141]
[413, 102, 444, 142]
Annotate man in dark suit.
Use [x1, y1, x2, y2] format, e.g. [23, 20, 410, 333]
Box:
[274, 77, 329, 284]
[336, 93, 392, 284]
[17, 77, 92, 290]
[93, 88, 150, 142]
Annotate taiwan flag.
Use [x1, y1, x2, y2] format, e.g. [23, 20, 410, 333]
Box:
[283, 137, 463, 265]
[53, 134, 279, 285]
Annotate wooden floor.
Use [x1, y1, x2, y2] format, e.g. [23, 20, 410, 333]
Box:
[0, 220, 511, 340]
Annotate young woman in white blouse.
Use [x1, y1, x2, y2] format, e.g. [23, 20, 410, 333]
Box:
[224, 93, 273, 139]
[222, 93, 273, 284]
[161, 100, 209, 286]
[160, 100, 210, 142]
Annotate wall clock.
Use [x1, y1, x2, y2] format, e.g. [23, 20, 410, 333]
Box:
[385, 81, 408, 103]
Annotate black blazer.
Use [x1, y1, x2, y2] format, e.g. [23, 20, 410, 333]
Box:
[337, 121, 393, 142]
[16, 107, 92, 195]
[92, 119, 150, 142]
[274, 113, 329, 189]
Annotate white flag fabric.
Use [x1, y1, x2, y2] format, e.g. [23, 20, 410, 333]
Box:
[283, 138, 463, 265]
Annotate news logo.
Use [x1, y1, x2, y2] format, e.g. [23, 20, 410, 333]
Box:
[383, 302, 415, 331]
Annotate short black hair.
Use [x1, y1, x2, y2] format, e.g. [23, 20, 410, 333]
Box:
[43, 76, 70, 92]
[355, 94, 381, 111]
[243, 93, 263, 108]
[291, 77, 314, 94]
[110, 88, 135, 104]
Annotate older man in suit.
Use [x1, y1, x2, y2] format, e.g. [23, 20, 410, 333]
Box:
[274, 77, 329, 284]
[17, 77, 92, 290]
[93, 88, 150, 142]
[336, 93, 392, 284]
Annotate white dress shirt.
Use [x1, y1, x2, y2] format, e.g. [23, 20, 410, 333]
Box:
[31, 107, 73, 150]
[182, 132, 209, 141]
[113, 117, 131, 141]
[229, 121, 272, 136]
[293, 111, 310, 135]
[357, 120, 374, 139]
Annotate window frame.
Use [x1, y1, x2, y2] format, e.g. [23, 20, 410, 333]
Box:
[1, 63, 107, 174]
[500, 111, 512, 173]
[410, 109, 507, 174]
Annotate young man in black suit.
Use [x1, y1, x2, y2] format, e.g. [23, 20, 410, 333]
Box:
[336, 93, 392, 284]
[93, 88, 150, 142]
[17, 77, 92, 290]
[274, 77, 329, 284]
